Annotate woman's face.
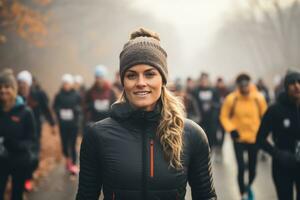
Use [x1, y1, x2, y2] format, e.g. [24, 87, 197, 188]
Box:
[124, 64, 163, 111]
[0, 84, 15, 104]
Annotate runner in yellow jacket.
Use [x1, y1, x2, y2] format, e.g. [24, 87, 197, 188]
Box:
[220, 73, 267, 200]
[220, 83, 267, 143]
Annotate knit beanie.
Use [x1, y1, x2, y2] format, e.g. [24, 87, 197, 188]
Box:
[0, 69, 17, 91]
[119, 28, 168, 85]
[62, 73, 74, 84]
[17, 70, 32, 86]
[95, 65, 108, 78]
[284, 70, 300, 91]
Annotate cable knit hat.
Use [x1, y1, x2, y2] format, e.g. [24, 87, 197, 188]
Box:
[119, 28, 168, 85]
[0, 69, 17, 91]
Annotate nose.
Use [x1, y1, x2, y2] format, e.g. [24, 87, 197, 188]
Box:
[136, 75, 146, 87]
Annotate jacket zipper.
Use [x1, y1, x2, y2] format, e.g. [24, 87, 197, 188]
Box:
[150, 139, 154, 178]
[142, 128, 147, 200]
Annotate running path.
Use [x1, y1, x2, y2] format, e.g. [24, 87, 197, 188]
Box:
[28, 135, 276, 200]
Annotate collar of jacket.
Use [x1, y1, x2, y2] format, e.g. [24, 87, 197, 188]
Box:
[110, 100, 162, 125]
[0, 95, 24, 113]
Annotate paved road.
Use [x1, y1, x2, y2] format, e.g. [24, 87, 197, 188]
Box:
[28, 135, 276, 200]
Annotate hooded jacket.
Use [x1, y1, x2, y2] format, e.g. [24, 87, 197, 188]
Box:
[220, 84, 267, 143]
[0, 96, 36, 166]
[256, 92, 300, 156]
[76, 102, 217, 200]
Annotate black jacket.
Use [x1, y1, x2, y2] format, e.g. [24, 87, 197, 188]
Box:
[76, 102, 217, 200]
[0, 97, 36, 167]
[53, 89, 82, 128]
[256, 92, 300, 156]
[21, 86, 55, 133]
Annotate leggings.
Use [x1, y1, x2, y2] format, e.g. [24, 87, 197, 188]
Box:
[59, 126, 78, 164]
[272, 161, 300, 200]
[0, 165, 26, 200]
[233, 142, 258, 195]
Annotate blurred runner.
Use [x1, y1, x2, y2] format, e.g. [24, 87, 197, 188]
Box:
[84, 65, 116, 124]
[0, 69, 36, 200]
[17, 70, 56, 192]
[220, 73, 267, 200]
[214, 77, 229, 162]
[53, 74, 81, 175]
[256, 70, 300, 200]
[184, 77, 201, 123]
[192, 72, 219, 148]
[74, 75, 86, 136]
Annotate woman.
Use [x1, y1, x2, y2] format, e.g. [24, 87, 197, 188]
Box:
[0, 69, 36, 200]
[76, 28, 217, 200]
[53, 74, 81, 175]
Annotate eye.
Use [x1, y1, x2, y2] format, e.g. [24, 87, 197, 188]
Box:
[125, 73, 137, 80]
[144, 71, 156, 78]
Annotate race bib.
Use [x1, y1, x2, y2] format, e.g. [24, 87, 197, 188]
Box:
[94, 99, 110, 111]
[199, 91, 213, 101]
[59, 109, 74, 121]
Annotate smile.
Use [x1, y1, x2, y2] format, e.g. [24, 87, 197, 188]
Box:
[133, 91, 151, 97]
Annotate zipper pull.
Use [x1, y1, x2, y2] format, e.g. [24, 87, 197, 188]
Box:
[150, 139, 154, 178]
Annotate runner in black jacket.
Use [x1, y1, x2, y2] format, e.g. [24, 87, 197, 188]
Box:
[76, 27, 217, 200]
[256, 71, 300, 200]
[53, 74, 81, 175]
[0, 69, 36, 200]
[17, 70, 56, 191]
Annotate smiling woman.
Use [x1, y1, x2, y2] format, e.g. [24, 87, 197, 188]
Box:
[76, 27, 217, 200]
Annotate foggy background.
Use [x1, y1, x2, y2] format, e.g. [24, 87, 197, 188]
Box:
[1, 0, 300, 96]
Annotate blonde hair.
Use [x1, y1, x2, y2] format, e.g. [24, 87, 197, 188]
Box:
[158, 86, 185, 169]
[117, 86, 185, 169]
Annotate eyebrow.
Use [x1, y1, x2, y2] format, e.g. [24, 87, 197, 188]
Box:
[126, 68, 156, 73]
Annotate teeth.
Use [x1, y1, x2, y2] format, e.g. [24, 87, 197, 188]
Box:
[135, 91, 149, 96]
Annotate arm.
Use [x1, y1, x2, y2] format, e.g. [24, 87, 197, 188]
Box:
[219, 95, 236, 133]
[256, 108, 276, 156]
[39, 91, 56, 126]
[76, 126, 102, 200]
[188, 123, 217, 200]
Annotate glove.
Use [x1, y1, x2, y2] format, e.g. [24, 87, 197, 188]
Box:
[230, 130, 240, 140]
[274, 150, 297, 168]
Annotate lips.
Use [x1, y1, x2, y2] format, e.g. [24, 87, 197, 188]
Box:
[133, 91, 151, 97]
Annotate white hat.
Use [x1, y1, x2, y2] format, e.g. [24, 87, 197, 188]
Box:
[74, 75, 83, 84]
[94, 65, 107, 78]
[62, 74, 74, 84]
[17, 70, 32, 86]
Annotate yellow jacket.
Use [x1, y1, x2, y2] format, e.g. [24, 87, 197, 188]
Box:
[220, 84, 267, 143]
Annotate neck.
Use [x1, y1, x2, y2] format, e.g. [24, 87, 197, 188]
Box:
[2, 100, 14, 112]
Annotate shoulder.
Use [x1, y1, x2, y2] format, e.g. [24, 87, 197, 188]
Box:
[88, 117, 120, 136]
[223, 92, 236, 103]
[253, 91, 266, 102]
[183, 119, 208, 146]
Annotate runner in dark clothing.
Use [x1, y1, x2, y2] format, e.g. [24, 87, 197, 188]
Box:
[192, 72, 220, 148]
[53, 74, 81, 175]
[84, 65, 116, 123]
[17, 70, 56, 191]
[256, 70, 300, 200]
[0, 69, 36, 200]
